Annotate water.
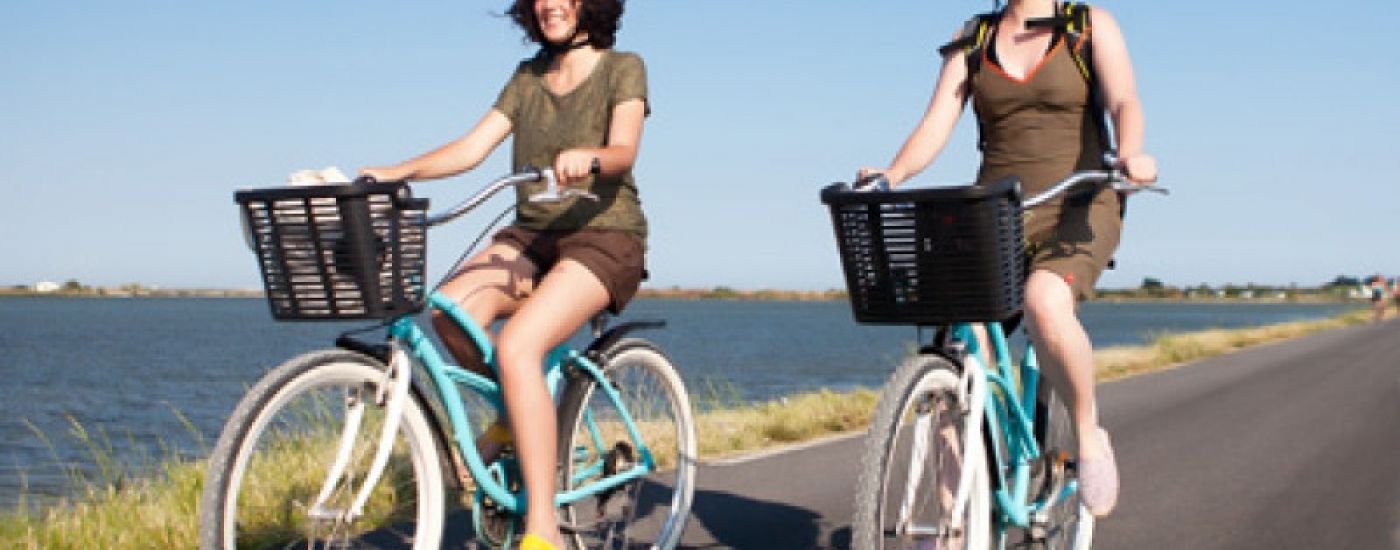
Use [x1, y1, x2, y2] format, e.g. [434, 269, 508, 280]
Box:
[0, 296, 1356, 506]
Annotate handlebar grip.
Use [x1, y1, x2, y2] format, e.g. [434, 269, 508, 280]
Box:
[852, 173, 890, 192]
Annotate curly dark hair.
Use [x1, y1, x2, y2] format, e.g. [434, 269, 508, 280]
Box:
[506, 0, 624, 49]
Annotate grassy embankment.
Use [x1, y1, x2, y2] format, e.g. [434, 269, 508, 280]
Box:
[0, 307, 1372, 548]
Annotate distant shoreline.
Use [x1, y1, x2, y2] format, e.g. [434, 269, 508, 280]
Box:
[0, 288, 261, 299]
[0, 286, 1362, 304]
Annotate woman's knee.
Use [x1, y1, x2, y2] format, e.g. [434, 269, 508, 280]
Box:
[1024, 271, 1075, 320]
[494, 330, 547, 376]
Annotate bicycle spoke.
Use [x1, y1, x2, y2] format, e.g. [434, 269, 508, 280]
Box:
[201, 352, 445, 549]
[556, 341, 695, 549]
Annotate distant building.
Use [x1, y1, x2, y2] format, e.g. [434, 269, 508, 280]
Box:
[33, 281, 60, 293]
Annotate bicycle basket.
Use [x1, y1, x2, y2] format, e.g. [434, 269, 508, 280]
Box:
[235, 181, 428, 321]
[820, 177, 1024, 324]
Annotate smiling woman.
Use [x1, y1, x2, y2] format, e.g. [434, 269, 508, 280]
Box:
[507, 0, 624, 51]
[355, 1, 650, 547]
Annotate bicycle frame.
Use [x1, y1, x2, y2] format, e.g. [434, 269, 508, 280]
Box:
[310, 292, 660, 520]
[946, 321, 1073, 538]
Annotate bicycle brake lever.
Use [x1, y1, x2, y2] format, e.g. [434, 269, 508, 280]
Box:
[1112, 182, 1169, 196]
[527, 167, 601, 203]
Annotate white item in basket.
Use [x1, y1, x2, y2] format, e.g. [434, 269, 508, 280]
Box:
[286, 166, 352, 186]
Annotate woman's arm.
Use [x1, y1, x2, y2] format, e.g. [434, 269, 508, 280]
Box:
[1089, 7, 1157, 183]
[863, 30, 972, 187]
[554, 98, 646, 185]
[360, 109, 514, 182]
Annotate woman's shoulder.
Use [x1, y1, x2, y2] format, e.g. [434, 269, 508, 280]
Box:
[509, 51, 551, 77]
[1086, 5, 1121, 31]
[604, 50, 647, 83]
[607, 50, 646, 69]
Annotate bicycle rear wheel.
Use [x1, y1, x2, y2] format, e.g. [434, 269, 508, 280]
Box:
[200, 349, 446, 549]
[853, 355, 990, 550]
[1021, 386, 1093, 550]
[555, 339, 696, 549]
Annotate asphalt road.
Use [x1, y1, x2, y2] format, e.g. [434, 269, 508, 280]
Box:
[677, 320, 1400, 549]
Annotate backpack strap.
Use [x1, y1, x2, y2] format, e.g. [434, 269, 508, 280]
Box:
[1058, 3, 1115, 157]
[938, 12, 999, 72]
[1060, 2, 1127, 219]
[938, 12, 999, 151]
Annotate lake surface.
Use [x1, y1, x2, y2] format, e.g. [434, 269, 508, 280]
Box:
[0, 296, 1357, 505]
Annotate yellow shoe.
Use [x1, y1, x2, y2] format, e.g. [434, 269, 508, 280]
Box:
[483, 422, 513, 444]
[518, 533, 559, 550]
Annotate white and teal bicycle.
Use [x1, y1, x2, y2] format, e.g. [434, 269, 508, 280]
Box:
[201, 170, 696, 549]
[823, 168, 1163, 549]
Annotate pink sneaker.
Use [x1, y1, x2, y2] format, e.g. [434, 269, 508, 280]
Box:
[1078, 428, 1119, 517]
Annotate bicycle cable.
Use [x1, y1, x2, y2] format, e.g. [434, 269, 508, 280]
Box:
[431, 203, 517, 292]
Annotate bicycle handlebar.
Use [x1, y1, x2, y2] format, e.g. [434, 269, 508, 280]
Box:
[366, 158, 603, 228]
[848, 165, 1167, 208]
[1021, 169, 1168, 208]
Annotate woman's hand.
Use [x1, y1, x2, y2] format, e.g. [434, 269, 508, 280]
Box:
[1120, 153, 1157, 184]
[358, 166, 411, 183]
[554, 149, 599, 186]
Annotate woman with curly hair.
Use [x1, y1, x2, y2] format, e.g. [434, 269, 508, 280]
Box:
[361, 1, 647, 547]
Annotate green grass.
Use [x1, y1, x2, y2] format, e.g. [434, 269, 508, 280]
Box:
[0, 307, 1372, 547]
[0, 413, 206, 549]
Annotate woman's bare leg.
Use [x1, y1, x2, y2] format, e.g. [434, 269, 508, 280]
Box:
[1022, 270, 1105, 460]
[431, 243, 538, 371]
[431, 243, 537, 469]
[495, 260, 611, 545]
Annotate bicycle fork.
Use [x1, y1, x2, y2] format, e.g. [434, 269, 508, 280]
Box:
[307, 343, 414, 523]
[895, 355, 988, 540]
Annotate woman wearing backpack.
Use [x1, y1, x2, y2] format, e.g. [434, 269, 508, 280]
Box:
[859, 0, 1156, 517]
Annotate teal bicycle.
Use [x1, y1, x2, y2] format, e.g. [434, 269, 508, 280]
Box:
[822, 168, 1163, 549]
[202, 170, 696, 549]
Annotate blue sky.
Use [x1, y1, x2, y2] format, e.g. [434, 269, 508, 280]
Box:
[3, 1, 1397, 291]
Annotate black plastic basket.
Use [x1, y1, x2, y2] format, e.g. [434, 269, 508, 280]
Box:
[820, 177, 1025, 324]
[235, 181, 429, 321]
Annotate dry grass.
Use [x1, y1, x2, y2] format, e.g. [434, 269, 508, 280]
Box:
[1094, 308, 1371, 381]
[693, 388, 881, 460]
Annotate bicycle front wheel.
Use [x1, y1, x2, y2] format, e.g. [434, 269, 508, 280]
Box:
[200, 349, 446, 549]
[555, 339, 697, 549]
[853, 355, 990, 550]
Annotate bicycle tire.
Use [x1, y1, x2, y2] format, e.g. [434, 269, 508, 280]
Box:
[853, 355, 990, 550]
[554, 338, 697, 549]
[199, 349, 446, 549]
[1022, 386, 1093, 550]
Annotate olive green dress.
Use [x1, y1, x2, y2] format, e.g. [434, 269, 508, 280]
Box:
[971, 34, 1121, 301]
[493, 50, 649, 242]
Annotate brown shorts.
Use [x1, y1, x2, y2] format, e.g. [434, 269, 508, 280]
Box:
[1023, 188, 1123, 301]
[493, 226, 645, 313]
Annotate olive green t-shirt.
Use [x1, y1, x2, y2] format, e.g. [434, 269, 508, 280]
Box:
[493, 50, 649, 240]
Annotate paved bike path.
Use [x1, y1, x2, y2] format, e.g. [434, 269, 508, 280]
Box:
[677, 319, 1400, 549]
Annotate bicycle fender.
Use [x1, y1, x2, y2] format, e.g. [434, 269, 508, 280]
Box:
[584, 319, 666, 359]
